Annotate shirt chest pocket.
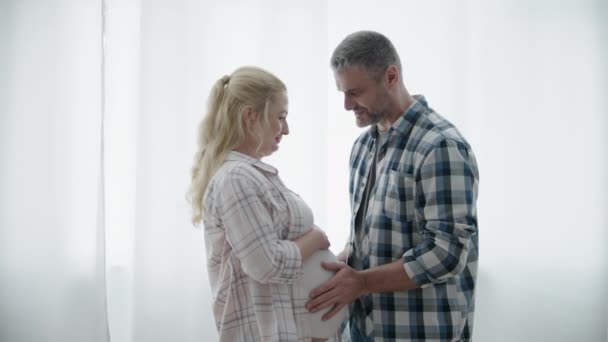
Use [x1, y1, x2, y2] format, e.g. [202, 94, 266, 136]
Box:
[382, 169, 416, 221]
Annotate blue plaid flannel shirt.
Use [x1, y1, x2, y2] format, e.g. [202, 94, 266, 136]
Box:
[347, 95, 479, 341]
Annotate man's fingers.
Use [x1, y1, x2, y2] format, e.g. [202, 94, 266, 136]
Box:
[309, 275, 339, 299]
[321, 261, 346, 271]
[307, 290, 338, 312]
[322, 303, 345, 321]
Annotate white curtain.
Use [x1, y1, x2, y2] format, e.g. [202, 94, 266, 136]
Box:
[1, 1, 606, 342]
[0, 1, 109, 342]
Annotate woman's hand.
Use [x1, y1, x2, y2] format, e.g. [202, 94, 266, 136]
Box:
[311, 225, 330, 251]
[295, 226, 330, 261]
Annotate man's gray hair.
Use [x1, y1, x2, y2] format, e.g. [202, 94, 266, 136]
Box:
[330, 31, 402, 79]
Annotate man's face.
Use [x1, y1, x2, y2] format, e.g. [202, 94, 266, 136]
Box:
[334, 65, 391, 128]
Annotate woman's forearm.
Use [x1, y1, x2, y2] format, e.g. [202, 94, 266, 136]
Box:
[294, 228, 329, 261]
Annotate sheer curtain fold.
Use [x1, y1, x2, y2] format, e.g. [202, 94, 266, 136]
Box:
[103, 1, 142, 341]
[0, 1, 109, 342]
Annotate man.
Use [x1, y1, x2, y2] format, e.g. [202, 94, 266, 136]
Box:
[306, 31, 479, 341]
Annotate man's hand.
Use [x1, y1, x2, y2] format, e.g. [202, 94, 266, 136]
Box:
[305, 261, 366, 321]
[336, 248, 349, 263]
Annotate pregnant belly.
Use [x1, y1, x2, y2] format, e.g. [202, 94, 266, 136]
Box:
[300, 250, 348, 339]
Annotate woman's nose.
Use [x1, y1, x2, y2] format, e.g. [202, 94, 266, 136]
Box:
[282, 120, 289, 135]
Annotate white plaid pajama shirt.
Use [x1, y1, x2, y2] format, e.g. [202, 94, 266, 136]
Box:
[203, 151, 314, 342]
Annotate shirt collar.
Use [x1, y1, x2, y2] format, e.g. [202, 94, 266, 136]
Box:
[225, 151, 278, 175]
[372, 94, 427, 137]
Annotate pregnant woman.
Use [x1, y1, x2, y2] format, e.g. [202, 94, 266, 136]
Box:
[188, 66, 346, 341]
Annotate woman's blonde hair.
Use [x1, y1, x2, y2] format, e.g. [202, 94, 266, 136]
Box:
[188, 66, 286, 225]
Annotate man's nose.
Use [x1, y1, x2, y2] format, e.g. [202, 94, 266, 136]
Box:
[344, 95, 355, 111]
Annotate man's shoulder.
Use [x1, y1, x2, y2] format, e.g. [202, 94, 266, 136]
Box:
[410, 110, 472, 154]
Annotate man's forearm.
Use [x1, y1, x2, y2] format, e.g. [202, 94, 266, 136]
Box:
[360, 260, 419, 294]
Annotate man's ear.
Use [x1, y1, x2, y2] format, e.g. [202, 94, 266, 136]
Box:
[385, 65, 400, 88]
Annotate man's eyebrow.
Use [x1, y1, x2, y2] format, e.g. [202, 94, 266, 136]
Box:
[336, 84, 356, 93]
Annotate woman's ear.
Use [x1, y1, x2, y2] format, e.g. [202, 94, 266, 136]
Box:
[241, 106, 258, 128]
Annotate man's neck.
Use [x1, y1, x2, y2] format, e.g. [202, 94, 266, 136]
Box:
[378, 88, 415, 131]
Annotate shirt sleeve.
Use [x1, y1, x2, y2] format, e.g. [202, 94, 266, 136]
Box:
[402, 138, 479, 286]
[217, 169, 302, 284]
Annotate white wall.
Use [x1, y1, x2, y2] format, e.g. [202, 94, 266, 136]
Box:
[471, 2, 607, 340]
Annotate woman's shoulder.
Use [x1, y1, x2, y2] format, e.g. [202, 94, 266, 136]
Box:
[207, 159, 270, 200]
[217, 159, 265, 183]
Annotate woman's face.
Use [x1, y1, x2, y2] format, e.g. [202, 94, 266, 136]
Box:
[257, 90, 289, 158]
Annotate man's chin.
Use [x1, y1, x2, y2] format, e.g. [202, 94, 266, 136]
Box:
[355, 118, 372, 128]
